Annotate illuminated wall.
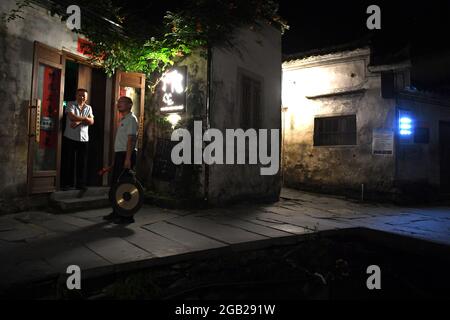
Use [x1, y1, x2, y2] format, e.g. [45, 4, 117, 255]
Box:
[282, 48, 398, 199]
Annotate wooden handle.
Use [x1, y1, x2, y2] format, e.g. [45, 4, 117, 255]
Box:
[28, 99, 41, 143]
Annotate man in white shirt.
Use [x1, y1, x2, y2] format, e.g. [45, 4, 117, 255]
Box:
[62, 88, 94, 191]
[104, 96, 139, 224]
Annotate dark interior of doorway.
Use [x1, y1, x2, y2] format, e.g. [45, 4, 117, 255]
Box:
[60, 60, 107, 188]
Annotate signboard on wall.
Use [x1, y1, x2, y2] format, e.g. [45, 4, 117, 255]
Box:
[372, 129, 394, 155]
[77, 37, 94, 56]
[159, 66, 187, 113]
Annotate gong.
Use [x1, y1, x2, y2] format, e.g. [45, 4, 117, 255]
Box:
[111, 171, 144, 217]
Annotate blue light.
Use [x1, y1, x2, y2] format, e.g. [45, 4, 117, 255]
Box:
[398, 114, 413, 136]
[400, 123, 412, 130]
[400, 117, 412, 124]
[400, 130, 412, 136]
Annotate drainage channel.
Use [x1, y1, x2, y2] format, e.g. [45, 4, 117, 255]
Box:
[2, 228, 449, 300]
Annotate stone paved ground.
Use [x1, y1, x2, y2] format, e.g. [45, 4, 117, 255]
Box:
[0, 188, 449, 292]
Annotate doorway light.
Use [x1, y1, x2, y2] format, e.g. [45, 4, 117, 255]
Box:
[167, 113, 182, 129]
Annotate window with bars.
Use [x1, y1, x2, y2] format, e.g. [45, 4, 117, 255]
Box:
[314, 115, 357, 146]
[241, 74, 262, 130]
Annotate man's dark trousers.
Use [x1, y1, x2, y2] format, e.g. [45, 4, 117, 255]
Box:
[63, 136, 88, 189]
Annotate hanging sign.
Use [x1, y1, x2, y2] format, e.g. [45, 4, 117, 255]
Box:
[159, 66, 187, 113]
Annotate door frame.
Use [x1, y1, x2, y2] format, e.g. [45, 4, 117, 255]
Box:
[27, 42, 65, 194]
[63, 50, 114, 187]
[111, 71, 146, 158]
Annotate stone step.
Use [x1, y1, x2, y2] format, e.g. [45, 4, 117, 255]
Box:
[50, 195, 110, 213]
[50, 187, 109, 201]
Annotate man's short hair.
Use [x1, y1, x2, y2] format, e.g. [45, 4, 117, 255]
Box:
[77, 88, 88, 94]
[119, 96, 133, 107]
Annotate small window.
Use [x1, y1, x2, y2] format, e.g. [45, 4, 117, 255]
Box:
[314, 115, 357, 146]
[241, 74, 262, 129]
[414, 127, 429, 144]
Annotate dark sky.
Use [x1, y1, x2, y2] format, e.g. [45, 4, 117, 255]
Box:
[279, 0, 450, 55]
[278, 0, 450, 90]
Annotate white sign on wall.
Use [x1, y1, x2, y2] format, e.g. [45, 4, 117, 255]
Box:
[160, 66, 187, 113]
[372, 129, 394, 155]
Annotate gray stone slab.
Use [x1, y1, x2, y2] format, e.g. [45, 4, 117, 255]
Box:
[54, 215, 98, 228]
[30, 218, 82, 233]
[216, 209, 266, 221]
[51, 187, 109, 201]
[280, 189, 335, 203]
[45, 243, 112, 272]
[0, 218, 23, 231]
[0, 239, 24, 252]
[84, 237, 152, 264]
[258, 223, 311, 235]
[168, 216, 267, 244]
[280, 188, 311, 200]
[58, 195, 108, 204]
[255, 211, 346, 231]
[387, 228, 450, 245]
[13, 211, 54, 224]
[0, 225, 15, 232]
[0, 258, 57, 289]
[192, 208, 233, 217]
[72, 208, 112, 219]
[124, 228, 191, 257]
[133, 209, 179, 226]
[282, 204, 339, 219]
[415, 220, 450, 233]
[323, 208, 365, 216]
[246, 218, 311, 235]
[142, 221, 226, 251]
[387, 226, 448, 243]
[208, 216, 293, 238]
[56, 196, 110, 213]
[0, 225, 47, 242]
[351, 215, 430, 227]
[398, 220, 450, 236]
[261, 206, 297, 216]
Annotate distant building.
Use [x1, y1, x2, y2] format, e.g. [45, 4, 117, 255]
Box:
[282, 46, 450, 202]
[0, 0, 282, 213]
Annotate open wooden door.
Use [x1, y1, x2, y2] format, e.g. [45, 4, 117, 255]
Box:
[112, 71, 145, 152]
[27, 42, 65, 194]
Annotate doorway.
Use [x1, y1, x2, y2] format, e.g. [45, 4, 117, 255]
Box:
[27, 42, 146, 194]
[440, 121, 450, 193]
[60, 59, 107, 188]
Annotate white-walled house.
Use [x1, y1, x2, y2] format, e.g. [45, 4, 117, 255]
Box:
[282, 47, 450, 202]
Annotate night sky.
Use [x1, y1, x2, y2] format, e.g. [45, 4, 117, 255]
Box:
[279, 0, 450, 55]
[279, 0, 450, 91]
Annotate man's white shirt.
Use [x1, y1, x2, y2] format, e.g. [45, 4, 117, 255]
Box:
[115, 112, 138, 152]
[64, 101, 94, 142]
